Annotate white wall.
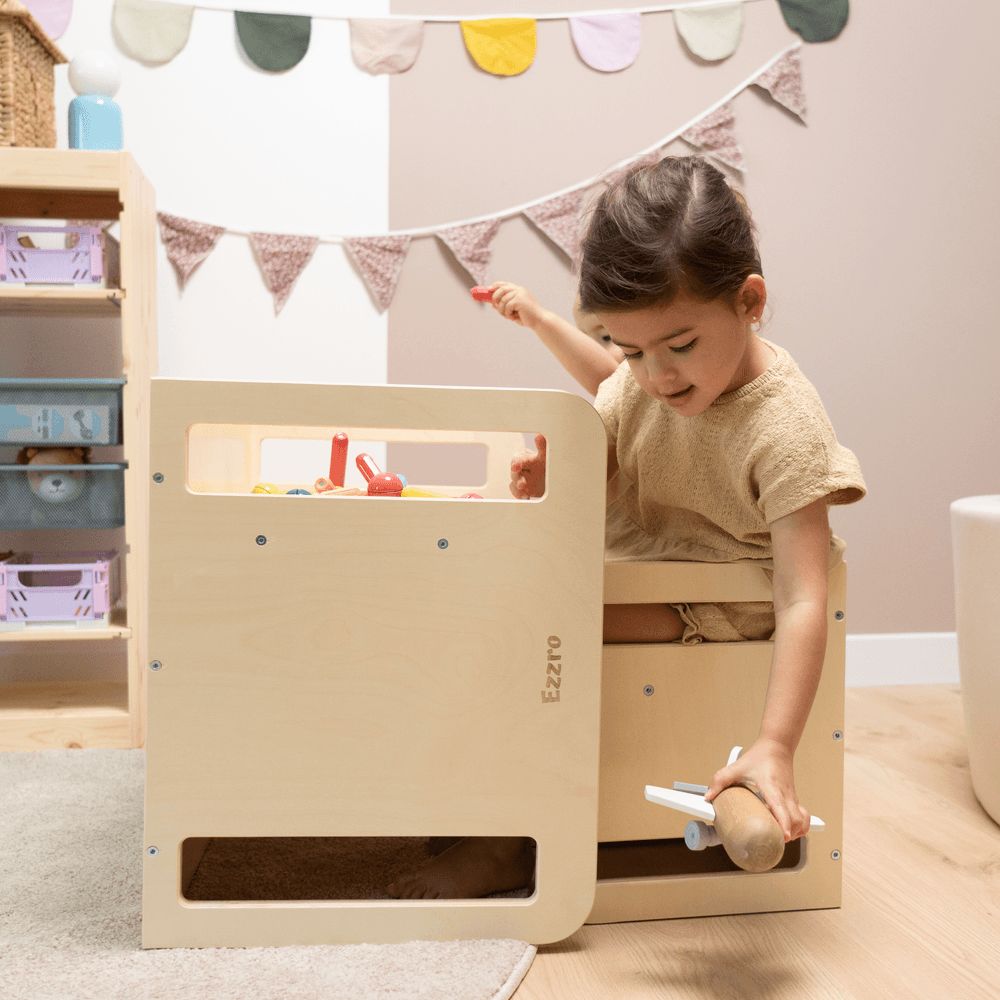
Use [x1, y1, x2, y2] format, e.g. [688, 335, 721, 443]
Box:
[54, 0, 390, 383]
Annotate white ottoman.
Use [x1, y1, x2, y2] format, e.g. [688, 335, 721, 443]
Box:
[951, 496, 1000, 826]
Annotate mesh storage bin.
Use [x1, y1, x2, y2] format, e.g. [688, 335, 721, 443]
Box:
[0, 551, 120, 627]
[0, 378, 125, 445]
[0, 461, 126, 528]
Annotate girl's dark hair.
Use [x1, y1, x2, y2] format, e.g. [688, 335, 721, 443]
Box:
[578, 156, 761, 312]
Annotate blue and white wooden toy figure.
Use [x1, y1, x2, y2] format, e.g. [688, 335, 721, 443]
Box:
[68, 50, 123, 150]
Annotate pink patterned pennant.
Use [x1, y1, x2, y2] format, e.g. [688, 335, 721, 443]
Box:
[680, 104, 745, 172]
[436, 219, 502, 285]
[753, 48, 807, 122]
[248, 233, 319, 315]
[344, 235, 411, 312]
[523, 191, 585, 261]
[157, 211, 224, 287]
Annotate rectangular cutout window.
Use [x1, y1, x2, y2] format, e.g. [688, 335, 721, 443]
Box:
[596, 837, 803, 881]
[186, 424, 544, 501]
[181, 836, 537, 902]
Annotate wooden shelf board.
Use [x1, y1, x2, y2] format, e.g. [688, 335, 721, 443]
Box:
[0, 608, 131, 644]
[0, 285, 123, 316]
[0, 149, 123, 191]
[0, 680, 131, 750]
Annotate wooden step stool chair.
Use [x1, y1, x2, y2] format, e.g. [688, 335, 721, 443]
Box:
[142, 380, 845, 949]
[590, 557, 846, 923]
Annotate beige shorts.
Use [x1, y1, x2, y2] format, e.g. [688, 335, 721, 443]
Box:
[669, 601, 775, 645]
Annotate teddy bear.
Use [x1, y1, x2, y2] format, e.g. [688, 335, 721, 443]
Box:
[16, 447, 91, 504]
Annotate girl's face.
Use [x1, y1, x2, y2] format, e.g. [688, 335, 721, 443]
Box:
[596, 280, 768, 417]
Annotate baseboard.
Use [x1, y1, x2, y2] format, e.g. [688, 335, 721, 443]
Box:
[846, 632, 959, 687]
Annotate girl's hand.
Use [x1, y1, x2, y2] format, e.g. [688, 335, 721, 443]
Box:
[509, 434, 547, 498]
[487, 282, 546, 331]
[703, 738, 811, 843]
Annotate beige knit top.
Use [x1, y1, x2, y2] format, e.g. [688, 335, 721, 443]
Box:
[594, 338, 866, 565]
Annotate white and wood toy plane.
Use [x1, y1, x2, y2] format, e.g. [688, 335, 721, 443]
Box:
[645, 746, 825, 869]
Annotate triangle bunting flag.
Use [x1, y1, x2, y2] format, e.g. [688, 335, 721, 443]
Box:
[157, 212, 224, 287]
[248, 233, 319, 314]
[344, 235, 412, 311]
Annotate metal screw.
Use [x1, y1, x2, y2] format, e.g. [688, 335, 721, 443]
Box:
[146, 846, 159, 857]
[834, 610, 845, 621]
[152, 472, 164, 484]
[149, 660, 162, 672]
[643, 685, 655, 697]
[831, 850, 841, 861]
[833, 729, 844, 741]
[437, 538, 449, 549]
[256, 535, 267, 546]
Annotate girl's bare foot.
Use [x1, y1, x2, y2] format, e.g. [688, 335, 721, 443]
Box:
[387, 837, 534, 900]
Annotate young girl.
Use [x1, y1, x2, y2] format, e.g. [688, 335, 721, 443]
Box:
[389, 156, 865, 901]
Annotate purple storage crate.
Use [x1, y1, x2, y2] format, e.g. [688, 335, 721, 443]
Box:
[0, 224, 104, 285]
[0, 551, 120, 628]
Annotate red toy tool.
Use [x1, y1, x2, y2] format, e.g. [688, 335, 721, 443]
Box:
[329, 433, 349, 487]
[356, 453, 403, 498]
[470, 286, 494, 303]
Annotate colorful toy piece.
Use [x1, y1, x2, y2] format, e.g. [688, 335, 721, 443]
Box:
[251, 482, 283, 495]
[287, 488, 311, 495]
[329, 433, 349, 487]
[356, 453, 403, 498]
[470, 286, 495, 303]
[401, 486, 445, 498]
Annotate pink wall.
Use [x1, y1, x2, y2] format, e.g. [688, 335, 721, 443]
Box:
[389, 0, 1000, 634]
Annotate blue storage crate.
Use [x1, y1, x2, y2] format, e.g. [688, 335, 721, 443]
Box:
[0, 378, 125, 446]
[0, 462, 127, 529]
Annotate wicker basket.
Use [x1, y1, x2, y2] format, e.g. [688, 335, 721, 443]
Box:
[0, 0, 66, 148]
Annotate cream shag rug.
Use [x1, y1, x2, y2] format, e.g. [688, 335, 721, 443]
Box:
[0, 749, 535, 1000]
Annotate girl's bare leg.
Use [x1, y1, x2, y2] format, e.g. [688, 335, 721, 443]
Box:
[603, 603, 685, 643]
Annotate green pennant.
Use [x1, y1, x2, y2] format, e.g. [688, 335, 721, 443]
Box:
[235, 11, 312, 71]
[777, 0, 849, 43]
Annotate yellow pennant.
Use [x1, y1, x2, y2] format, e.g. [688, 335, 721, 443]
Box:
[460, 18, 536, 77]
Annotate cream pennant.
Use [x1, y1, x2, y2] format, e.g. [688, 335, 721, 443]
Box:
[113, 0, 193, 64]
[673, 3, 742, 62]
[523, 191, 586, 262]
[248, 233, 319, 314]
[680, 103, 744, 172]
[157, 212, 224, 287]
[436, 219, 502, 285]
[349, 18, 424, 74]
[753, 47, 806, 122]
[344, 235, 411, 312]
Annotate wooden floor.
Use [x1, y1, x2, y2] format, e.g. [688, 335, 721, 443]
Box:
[518, 685, 1000, 1000]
